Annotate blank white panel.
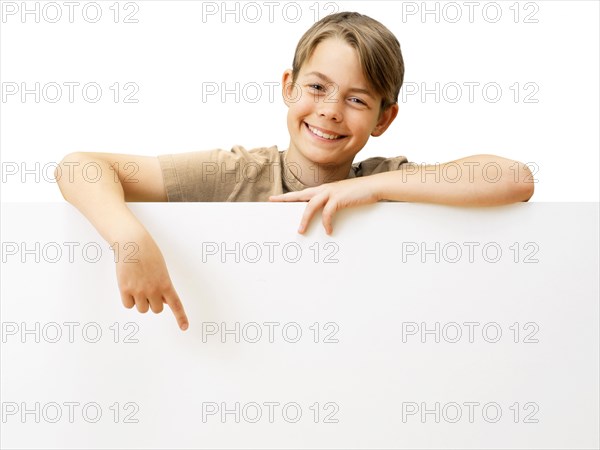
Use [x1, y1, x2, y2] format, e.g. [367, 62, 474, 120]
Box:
[1, 202, 598, 448]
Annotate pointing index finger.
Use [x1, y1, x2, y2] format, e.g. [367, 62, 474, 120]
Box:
[164, 289, 189, 331]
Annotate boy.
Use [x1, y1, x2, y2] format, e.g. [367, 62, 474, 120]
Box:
[56, 12, 534, 332]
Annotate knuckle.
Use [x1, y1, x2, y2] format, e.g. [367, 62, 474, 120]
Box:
[324, 200, 339, 212]
[147, 286, 161, 298]
[120, 283, 135, 294]
[158, 280, 173, 292]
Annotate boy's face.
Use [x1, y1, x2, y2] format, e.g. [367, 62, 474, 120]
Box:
[282, 37, 398, 168]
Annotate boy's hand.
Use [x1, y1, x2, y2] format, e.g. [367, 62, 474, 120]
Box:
[113, 233, 189, 331]
[269, 177, 380, 235]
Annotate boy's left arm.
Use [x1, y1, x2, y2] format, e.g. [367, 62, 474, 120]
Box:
[269, 154, 535, 235]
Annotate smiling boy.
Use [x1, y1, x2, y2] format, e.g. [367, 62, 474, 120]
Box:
[57, 12, 534, 331]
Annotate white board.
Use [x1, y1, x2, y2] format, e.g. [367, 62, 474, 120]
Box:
[1, 202, 598, 448]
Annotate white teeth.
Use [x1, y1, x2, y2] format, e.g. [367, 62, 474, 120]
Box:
[308, 125, 341, 140]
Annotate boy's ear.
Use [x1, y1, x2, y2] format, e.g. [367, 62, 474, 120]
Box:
[281, 69, 295, 107]
[371, 103, 399, 137]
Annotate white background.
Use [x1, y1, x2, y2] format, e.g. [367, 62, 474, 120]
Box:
[0, 0, 598, 202]
[1, 3, 599, 447]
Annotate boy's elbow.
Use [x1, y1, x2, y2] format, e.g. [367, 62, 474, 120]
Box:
[519, 183, 534, 202]
[509, 162, 535, 202]
[55, 152, 89, 198]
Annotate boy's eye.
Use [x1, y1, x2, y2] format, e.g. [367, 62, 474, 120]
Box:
[308, 83, 325, 92]
[349, 97, 366, 105]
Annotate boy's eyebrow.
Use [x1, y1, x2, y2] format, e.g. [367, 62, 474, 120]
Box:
[304, 71, 375, 98]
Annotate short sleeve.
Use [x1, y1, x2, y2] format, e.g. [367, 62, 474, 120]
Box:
[157, 145, 283, 202]
[351, 155, 410, 177]
[158, 149, 244, 202]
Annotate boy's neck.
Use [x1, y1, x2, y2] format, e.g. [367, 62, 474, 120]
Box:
[284, 148, 353, 187]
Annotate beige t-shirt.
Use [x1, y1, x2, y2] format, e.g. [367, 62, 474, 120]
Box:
[158, 145, 410, 202]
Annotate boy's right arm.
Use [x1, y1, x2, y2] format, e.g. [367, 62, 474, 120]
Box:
[56, 152, 189, 331]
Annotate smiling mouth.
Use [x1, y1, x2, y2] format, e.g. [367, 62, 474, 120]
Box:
[305, 122, 347, 140]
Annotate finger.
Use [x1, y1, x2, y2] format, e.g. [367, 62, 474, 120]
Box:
[120, 292, 135, 309]
[322, 200, 340, 235]
[298, 195, 327, 234]
[165, 288, 189, 331]
[133, 295, 150, 313]
[270, 189, 316, 202]
[269, 194, 292, 202]
[269, 194, 302, 202]
[148, 295, 164, 314]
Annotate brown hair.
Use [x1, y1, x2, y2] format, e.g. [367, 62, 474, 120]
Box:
[291, 11, 404, 113]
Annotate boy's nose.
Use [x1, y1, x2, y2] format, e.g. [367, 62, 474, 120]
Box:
[317, 97, 342, 122]
[316, 102, 343, 122]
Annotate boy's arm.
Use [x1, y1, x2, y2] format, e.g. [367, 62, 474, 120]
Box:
[56, 152, 189, 331]
[270, 154, 535, 235]
[373, 154, 535, 205]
